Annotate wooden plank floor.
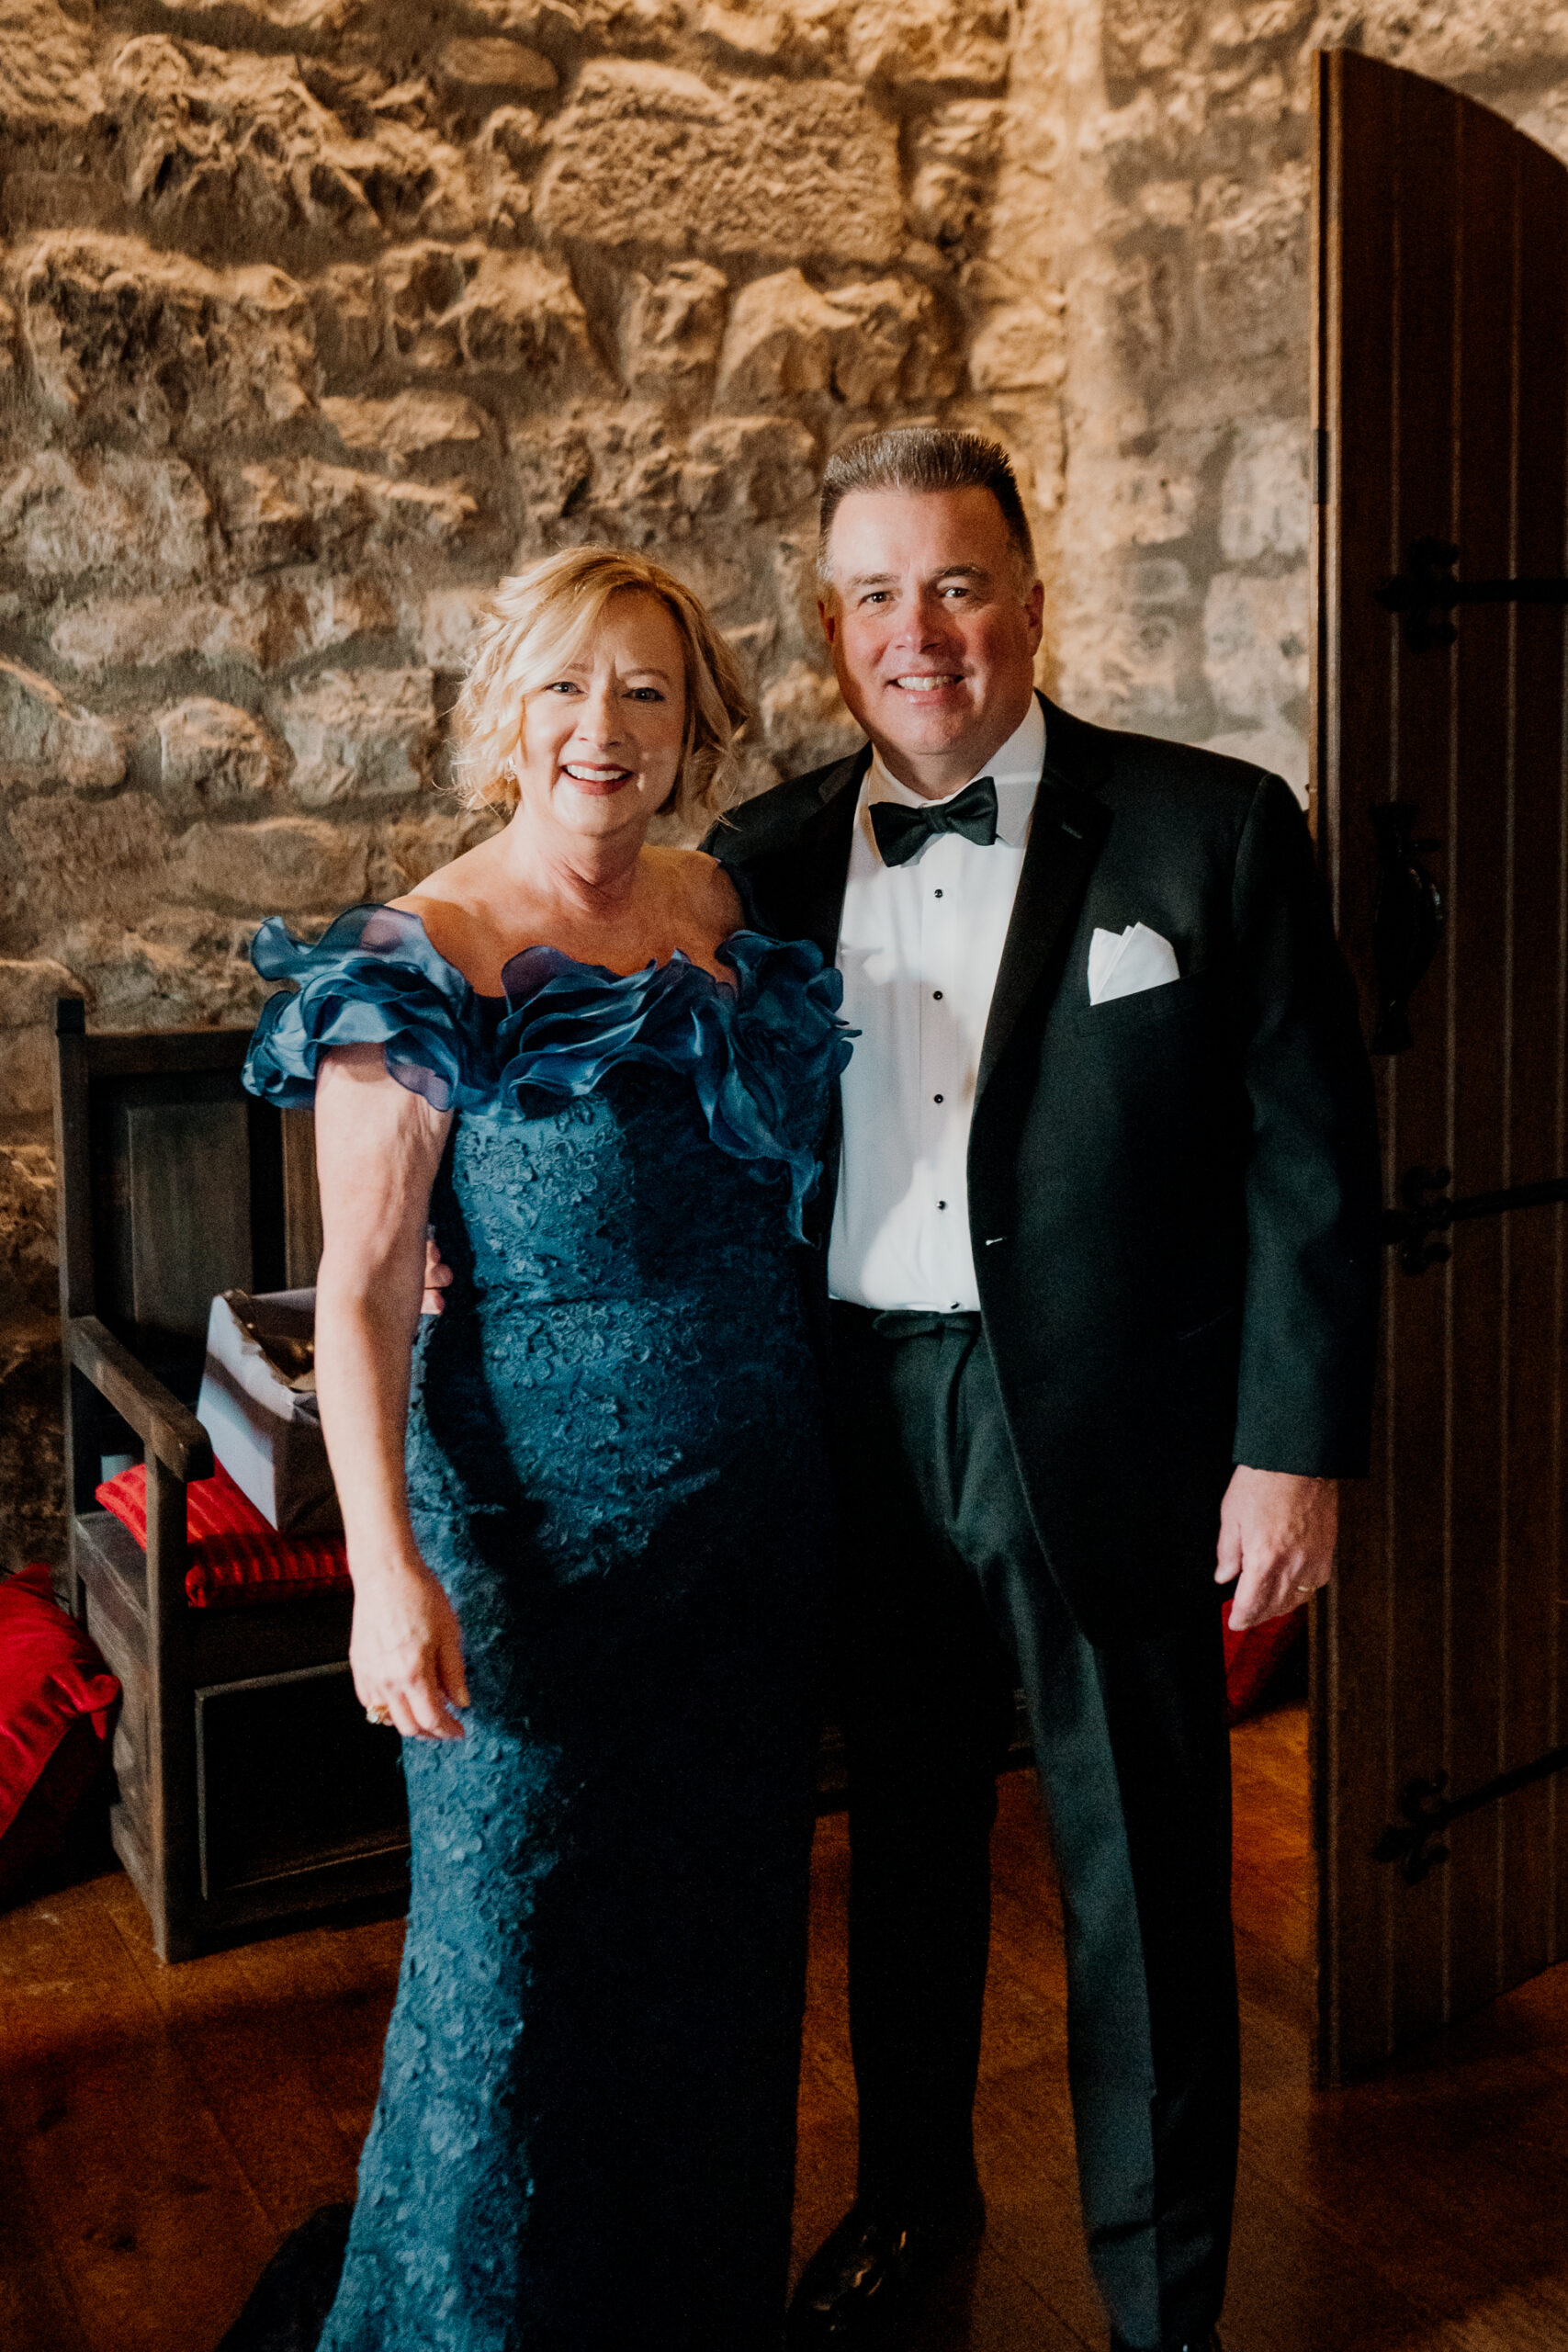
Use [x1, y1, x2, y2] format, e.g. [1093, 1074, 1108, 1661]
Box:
[3, 1702, 1566, 2351]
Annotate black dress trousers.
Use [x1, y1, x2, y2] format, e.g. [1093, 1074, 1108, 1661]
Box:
[828, 1304, 1239, 2352]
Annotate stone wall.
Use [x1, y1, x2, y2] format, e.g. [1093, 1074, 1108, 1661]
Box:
[3, 0, 1567, 1570]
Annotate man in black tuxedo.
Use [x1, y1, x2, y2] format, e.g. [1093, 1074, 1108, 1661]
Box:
[713, 428, 1381, 2352]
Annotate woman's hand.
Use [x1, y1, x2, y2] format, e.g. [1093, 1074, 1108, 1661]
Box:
[350, 1555, 470, 1741]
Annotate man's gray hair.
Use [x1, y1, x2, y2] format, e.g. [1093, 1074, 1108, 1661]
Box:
[817, 426, 1037, 590]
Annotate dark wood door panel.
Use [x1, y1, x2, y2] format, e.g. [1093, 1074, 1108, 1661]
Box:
[1315, 46, 1568, 2080]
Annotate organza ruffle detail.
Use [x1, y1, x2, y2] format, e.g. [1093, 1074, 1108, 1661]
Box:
[243, 903, 852, 1238]
[244, 905, 493, 1114]
[493, 934, 852, 1237]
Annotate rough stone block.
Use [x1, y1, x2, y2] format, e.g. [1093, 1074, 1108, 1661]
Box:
[829, 278, 958, 404]
[0, 1139, 58, 1300]
[309, 263, 383, 381]
[716, 270, 843, 402]
[536, 64, 903, 262]
[685, 416, 818, 521]
[52, 910, 270, 1028]
[0, 450, 209, 583]
[1103, 0, 1202, 85]
[1195, 164, 1309, 365]
[1218, 418, 1308, 564]
[0, 960, 81, 1115]
[157, 699, 288, 802]
[17, 232, 319, 440]
[170, 813, 372, 912]
[907, 100, 1003, 243]
[450, 250, 604, 380]
[694, 4, 793, 64]
[1055, 604, 1192, 731]
[0, 0, 100, 132]
[716, 270, 952, 408]
[508, 408, 711, 544]
[844, 0, 1010, 89]
[1092, 457, 1203, 549]
[51, 575, 399, 677]
[275, 668, 436, 805]
[625, 262, 729, 396]
[969, 297, 1066, 392]
[109, 35, 380, 241]
[376, 243, 603, 385]
[1202, 566, 1308, 728]
[217, 459, 478, 573]
[479, 103, 546, 171]
[367, 808, 501, 899]
[5, 792, 171, 924]
[142, 0, 361, 35]
[417, 586, 491, 670]
[322, 390, 496, 473]
[0, 662, 123, 791]
[436, 38, 558, 96]
[760, 660, 863, 768]
[108, 35, 479, 245]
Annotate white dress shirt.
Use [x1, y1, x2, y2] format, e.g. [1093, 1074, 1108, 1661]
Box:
[828, 695, 1044, 1313]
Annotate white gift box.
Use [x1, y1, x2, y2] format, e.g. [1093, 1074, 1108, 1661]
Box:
[196, 1288, 341, 1533]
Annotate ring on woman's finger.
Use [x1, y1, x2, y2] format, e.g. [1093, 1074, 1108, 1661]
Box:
[366, 1702, 393, 1727]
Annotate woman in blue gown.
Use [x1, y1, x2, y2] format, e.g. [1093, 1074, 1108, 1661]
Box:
[239, 548, 851, 2352]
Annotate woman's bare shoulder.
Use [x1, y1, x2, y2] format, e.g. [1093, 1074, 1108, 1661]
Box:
[388, 840, 504, 975]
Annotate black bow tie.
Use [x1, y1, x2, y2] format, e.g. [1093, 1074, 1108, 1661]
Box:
[869, 776, 998, 869]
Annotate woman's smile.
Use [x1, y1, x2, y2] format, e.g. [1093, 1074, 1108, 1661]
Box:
[558, 759, 638, 795]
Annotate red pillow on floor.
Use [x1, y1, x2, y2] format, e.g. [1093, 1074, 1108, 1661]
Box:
[95, 1462, 351, 1609]
[0, 1565, 120, 1901]
[1222, 1597, 1305, 1725]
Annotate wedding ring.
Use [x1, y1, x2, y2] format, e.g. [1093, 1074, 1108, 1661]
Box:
[366, 1702, 392, 1726]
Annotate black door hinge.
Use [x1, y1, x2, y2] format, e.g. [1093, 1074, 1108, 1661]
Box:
[1375, 537, 1568, 652]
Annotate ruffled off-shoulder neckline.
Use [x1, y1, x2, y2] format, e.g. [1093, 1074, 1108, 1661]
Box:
[243, 901, 853, 1238]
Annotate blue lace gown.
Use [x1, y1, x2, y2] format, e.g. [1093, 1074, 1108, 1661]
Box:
[242, 904, 852, 2352]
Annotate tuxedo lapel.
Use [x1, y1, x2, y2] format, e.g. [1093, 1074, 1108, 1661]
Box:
[743, 749, 867, 962]
[976, 697, 1113, 1099]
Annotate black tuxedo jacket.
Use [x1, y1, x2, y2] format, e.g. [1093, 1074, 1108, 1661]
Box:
[708, 694, 1382, 1644]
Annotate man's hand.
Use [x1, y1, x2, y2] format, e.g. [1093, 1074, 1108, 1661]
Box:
[422, 1233, 453, 1316]
[1215, 1465, 1337, 1630]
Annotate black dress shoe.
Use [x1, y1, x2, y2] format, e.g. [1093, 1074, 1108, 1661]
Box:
[787, 2192, 987, 2343]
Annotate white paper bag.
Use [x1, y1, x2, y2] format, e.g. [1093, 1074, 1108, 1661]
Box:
[197, 1288, 341, 1533]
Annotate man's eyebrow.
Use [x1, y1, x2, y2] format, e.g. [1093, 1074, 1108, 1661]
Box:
[842, 562, 991, 591]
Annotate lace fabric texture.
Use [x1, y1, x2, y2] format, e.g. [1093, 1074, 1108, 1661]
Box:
[242, 904, 845, 2351]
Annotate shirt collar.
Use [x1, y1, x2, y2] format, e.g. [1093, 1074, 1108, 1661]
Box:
[865, 694, 1044, 851]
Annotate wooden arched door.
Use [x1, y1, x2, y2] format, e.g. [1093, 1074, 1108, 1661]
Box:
[1314, 47, 1568, 2081]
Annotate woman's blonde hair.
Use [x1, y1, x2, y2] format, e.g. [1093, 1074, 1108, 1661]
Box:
[448, 547, 752, 826]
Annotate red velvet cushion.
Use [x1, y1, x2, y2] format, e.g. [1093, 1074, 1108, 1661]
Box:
[0, 1565, 119, 1898]
[1223, 1597, 1306, 1725]
[95, 1462, 351, 1610]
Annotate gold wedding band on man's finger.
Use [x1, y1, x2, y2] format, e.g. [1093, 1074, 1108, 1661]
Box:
[366, 1702, 393, 1727]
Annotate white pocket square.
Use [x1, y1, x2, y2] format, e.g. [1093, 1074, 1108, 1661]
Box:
[1088, 923, 1180, 1005]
